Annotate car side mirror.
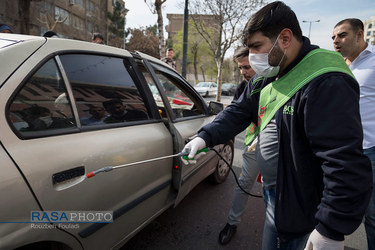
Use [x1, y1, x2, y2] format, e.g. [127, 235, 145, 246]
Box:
[208, 101, 224, 115]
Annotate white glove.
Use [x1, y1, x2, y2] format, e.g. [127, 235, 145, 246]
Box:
[304, 229, 344, 250]
[183, 137, 206, 159]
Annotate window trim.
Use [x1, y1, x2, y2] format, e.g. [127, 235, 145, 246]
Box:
[6, 51, 163, 140]
[147, 61, 209, 122]
[55, 55, 82, 128]
[6, 55, 80, 140]
[57, 52, 159, 129]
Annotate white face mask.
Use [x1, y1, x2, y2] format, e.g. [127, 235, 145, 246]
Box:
[248, 34, 285, 77]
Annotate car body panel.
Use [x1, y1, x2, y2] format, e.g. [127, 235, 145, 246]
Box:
[0, 145, 83, 250]
[0, 34, 232, 249]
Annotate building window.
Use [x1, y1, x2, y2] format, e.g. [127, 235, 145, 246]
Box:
[55, 6, 71, 25]
[39, 2, 53, 19]
[75, 0, 84, 7]
[369, 23, 373, 29]
[86, 21, 93, 33]
[366, 39, 370, 43]
[86, 0, 95, 13]
[72, 15, 84, 31]
[367, 31, 371, 36]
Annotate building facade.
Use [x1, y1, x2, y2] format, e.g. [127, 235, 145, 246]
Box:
[165, 13, 220, 84]
[364, 15, 375, 45]
[0, 0, 122, 44]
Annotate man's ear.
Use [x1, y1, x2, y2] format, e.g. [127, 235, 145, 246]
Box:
[356, 29, 364, 43]
[279, 28, 293, 49]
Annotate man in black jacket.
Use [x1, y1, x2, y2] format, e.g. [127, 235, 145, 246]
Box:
[183, 1, 372, 249]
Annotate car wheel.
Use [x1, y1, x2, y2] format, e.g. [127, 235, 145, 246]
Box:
[210, 140, 234, 184]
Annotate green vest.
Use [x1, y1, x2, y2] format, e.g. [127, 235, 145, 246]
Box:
[244, 48, 355, 146]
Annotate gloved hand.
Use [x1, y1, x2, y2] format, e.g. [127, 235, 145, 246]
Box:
[183, 137, 206, 160]
[304, 229, 344, 250]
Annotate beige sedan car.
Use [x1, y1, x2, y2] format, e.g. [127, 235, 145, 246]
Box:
[0, 34, 234, 249]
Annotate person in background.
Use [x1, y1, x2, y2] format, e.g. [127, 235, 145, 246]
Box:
[81, 105, 108, 126]
[162, 48, 177, 70]
[184, 1, 372, 249]
[103, 99, 148, 123]
[92, 33, 105, 44]
[219, 46, 259, 245]
[0, 23, 13, 33]
[332, 18, 375, 250]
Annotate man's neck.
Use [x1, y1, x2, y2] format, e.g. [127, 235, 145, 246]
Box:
[280, 40, 303, 74]
[346, 42, 367, 66]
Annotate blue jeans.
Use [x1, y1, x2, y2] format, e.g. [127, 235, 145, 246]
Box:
[364, 146, 375, 250]
[262, 188, 309, 250]
[228, 148, 259, 225]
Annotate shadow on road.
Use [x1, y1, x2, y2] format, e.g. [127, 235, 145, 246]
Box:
[123, 166, 265, 250]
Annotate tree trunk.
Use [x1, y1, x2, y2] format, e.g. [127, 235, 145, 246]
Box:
[193, 46, 198, 85]
[19, 0, 31, 34]
[155, 0, 165, 59]
[216, 61, 223, 102]
[200, 66, 206, 82]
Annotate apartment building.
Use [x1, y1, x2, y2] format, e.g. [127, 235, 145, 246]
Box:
[0, 0, 121, 44]
[364, 15, 375, 45]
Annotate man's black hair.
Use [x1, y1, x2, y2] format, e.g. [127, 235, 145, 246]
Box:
[93, 33, 104, 40]
[242, 1, 303, 45]
[334, 18, 364, 33]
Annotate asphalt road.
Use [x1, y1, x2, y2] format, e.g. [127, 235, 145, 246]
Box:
[123, 130, 265, 250]
[123, 95, 368, 250]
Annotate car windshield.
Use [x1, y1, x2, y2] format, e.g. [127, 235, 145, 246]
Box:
[196, 82, 212, 87]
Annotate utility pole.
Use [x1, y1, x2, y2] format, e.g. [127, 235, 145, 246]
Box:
[302, 20, 320, 39]
[182, 0, 188, 78]
[123, 8, 129, 49]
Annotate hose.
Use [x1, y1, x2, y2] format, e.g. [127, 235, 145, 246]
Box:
[210, 147, 263, 198]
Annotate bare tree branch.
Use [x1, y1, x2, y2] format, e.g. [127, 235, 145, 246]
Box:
[188, 0, 266, 101]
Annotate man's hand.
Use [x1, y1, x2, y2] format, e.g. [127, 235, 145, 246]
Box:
[183, 137, 206, 159]
[304, 229, 344, 250]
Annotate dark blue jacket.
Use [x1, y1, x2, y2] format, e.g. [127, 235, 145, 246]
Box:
[198, 38, 372, 241]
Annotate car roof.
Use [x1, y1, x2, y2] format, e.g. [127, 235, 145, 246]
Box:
[0, 33, 170, 86]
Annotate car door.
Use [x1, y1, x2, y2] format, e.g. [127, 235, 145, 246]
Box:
[1, 48, 176, 249]
[137, 54, 221, 205]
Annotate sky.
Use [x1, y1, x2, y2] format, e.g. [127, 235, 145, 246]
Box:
[124, 0, 375, 54]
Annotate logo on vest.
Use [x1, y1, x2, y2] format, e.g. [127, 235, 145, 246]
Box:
[283, 105, 294, 115]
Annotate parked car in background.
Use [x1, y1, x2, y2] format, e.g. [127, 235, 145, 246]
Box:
[221, 83, 237, 96]
[194, 81, 218, 97]
[0, 33, 234, 250]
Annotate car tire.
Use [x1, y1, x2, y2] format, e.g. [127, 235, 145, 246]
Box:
[210, 141, 234, 184]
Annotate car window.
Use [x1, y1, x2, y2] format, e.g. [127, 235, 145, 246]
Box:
[140, 63, 205, 120]
[59, 54, 150, 126]
[8, 58, 76, 135]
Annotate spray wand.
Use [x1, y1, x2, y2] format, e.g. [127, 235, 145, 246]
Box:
[86, 148, 209, 179]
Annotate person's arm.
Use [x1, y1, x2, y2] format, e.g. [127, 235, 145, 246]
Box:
[184, 81, 260, 159]
[198, 82, 258, 147]
[304, 73, 372, 240]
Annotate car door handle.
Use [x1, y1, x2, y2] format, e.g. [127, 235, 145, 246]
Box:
[52, 166, 85, 184]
